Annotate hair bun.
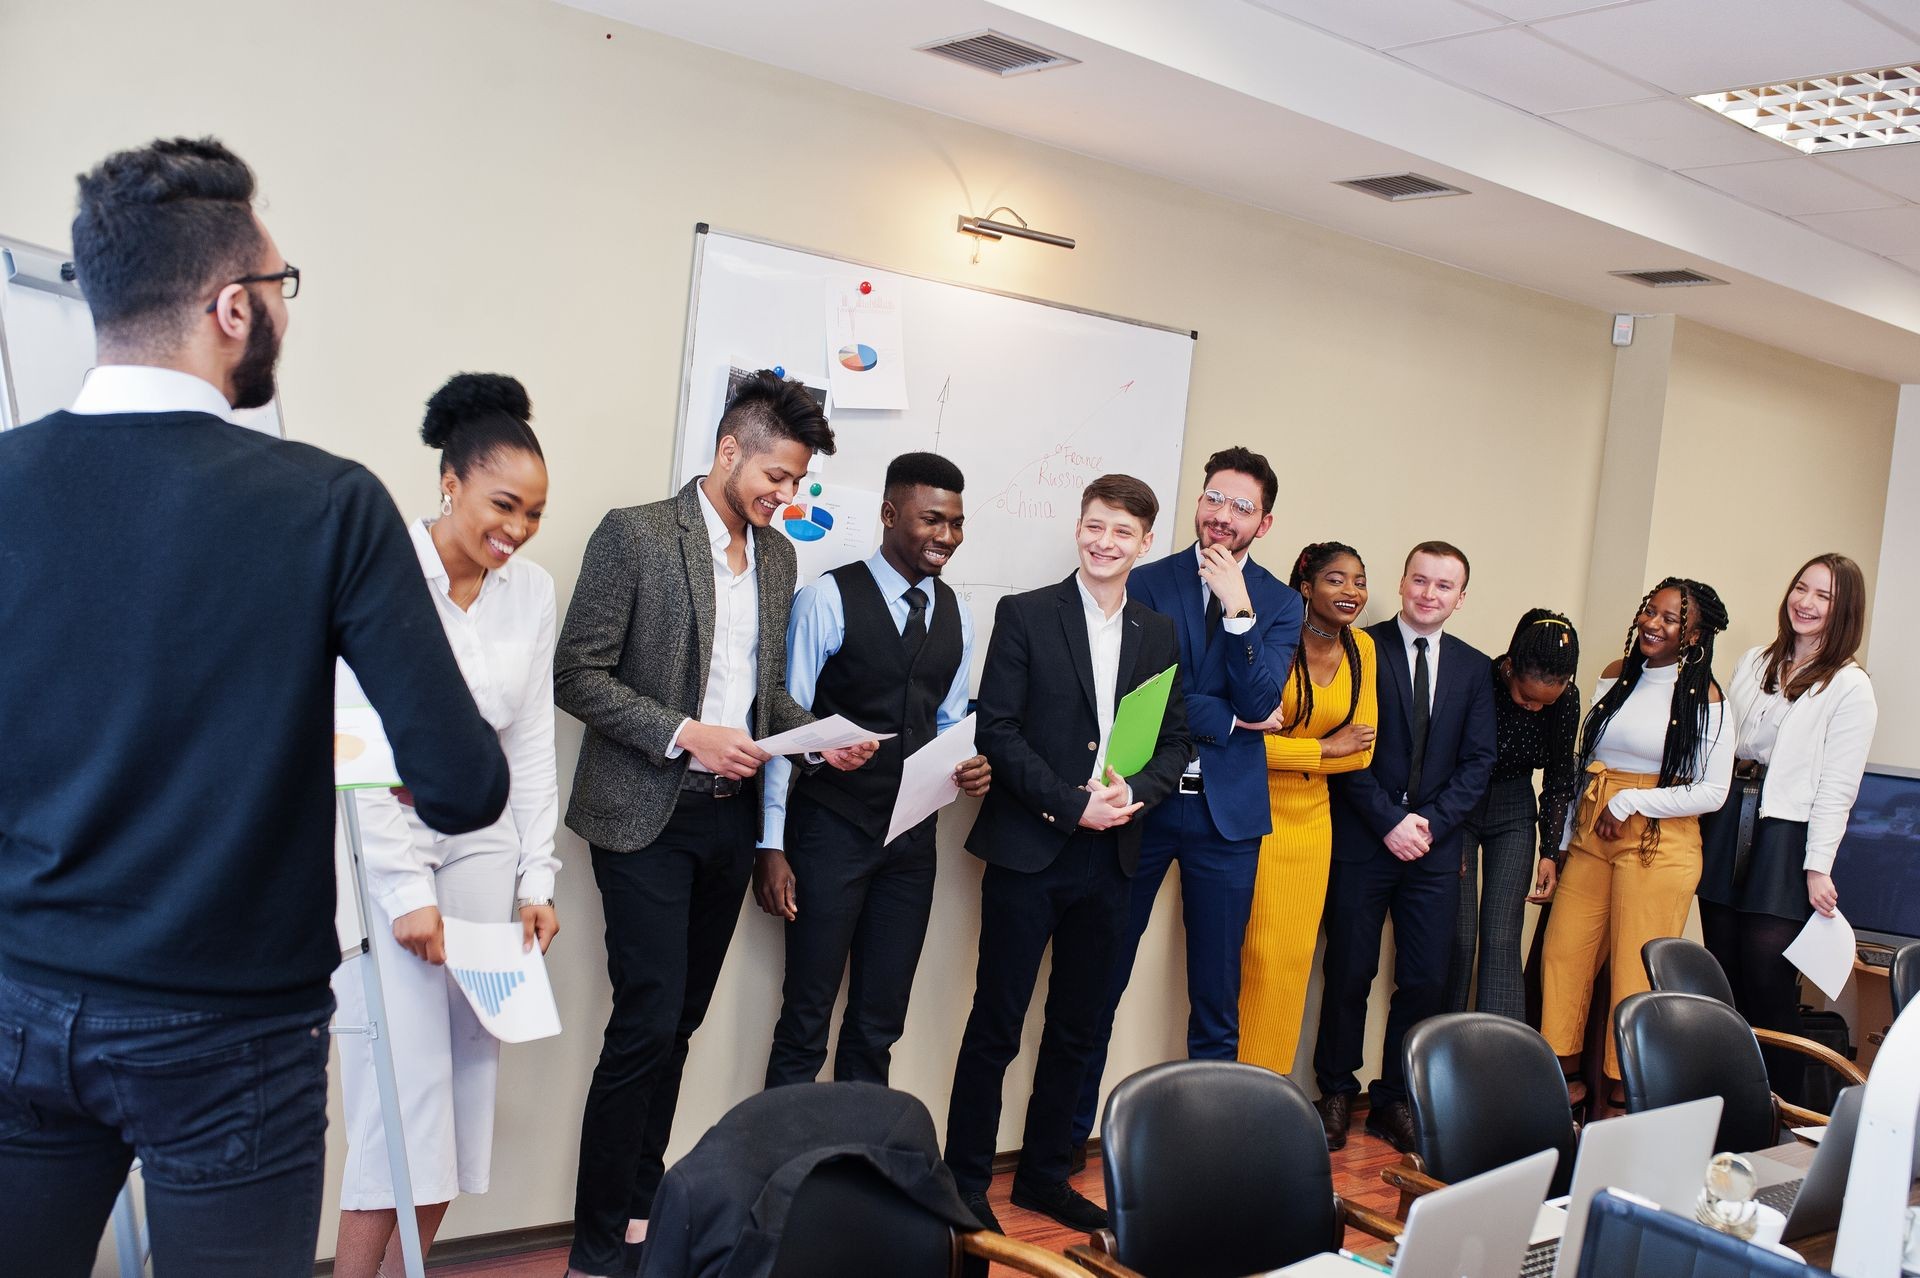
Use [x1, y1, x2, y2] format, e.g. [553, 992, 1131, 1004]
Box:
[421, 373, 531, 450]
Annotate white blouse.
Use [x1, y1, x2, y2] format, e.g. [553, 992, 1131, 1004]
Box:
[1587, 661, 1734, 825]
[347, 519, 560, 919]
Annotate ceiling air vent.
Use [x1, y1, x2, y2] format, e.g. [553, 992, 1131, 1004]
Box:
[1610, 268, 1728, 288]
[1334, 173, 1470, 202]
[917, 30, 1079, 77]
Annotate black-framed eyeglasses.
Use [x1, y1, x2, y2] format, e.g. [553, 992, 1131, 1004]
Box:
[1202, 488, 1259, 518]
[204, 264, 299, 312]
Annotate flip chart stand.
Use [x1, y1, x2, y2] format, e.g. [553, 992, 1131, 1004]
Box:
[329, 793, 427, 1278]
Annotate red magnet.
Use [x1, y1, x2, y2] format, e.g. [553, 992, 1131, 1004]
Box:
[859, 281, 872, 295]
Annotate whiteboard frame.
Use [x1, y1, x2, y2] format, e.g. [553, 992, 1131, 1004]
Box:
[669, 223, 1197, 486]
[0, 232, 76, 431]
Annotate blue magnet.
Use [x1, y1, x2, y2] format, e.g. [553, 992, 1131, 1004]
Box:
[773, 365, 785, 379]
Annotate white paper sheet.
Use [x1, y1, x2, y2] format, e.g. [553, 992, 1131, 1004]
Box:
[1790, 1125, 1826, 1144]
[825, 280, 908, 410]
[753, 713, 892, 757]
[442, 918, 562, 1043]
[334, 704, 400, 789]
[774, 483, 883, 588]
[884, 714, 977, 845]
[1783, 909, 1857, 1002]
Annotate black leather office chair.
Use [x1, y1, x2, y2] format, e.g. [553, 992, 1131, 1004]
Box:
[1641, 938, 1865, 1121]
[1577, 1189, 1820, 1277]
[1614, 991, 1779, 1153]
[1893, 941, 1920, 1016]
[1063, 1061, 1399, 1278]
[771, 1158, 1083, 1278]
[1387, 1013, 1578, 1211]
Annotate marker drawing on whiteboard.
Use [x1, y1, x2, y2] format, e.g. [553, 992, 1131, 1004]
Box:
[979, 379, 1137, 520]
[934, 375, 951, 454]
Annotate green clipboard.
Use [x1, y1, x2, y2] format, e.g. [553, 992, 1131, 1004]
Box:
[1104, 664, 1176, 778]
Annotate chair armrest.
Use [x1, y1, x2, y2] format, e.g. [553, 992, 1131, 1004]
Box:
[1062, 1242, 1147, 1278]
[1338, 1196, 1406, 1243]
[1381, 1154, 1445, 1219]
[962, 1231, 1094, 1277]
[1776, 1097, 1830, 1129]
[1753, 1028, 1867, 1087]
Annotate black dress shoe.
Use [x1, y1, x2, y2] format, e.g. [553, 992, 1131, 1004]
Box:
[1068, 1141, 1088, 1175]
[1315, 1091, 1354, 1151]
[1365, 1099, 1419, 1154]
[1010, 1176, 1110, 1232]
[962, 1189, 1003, 1234]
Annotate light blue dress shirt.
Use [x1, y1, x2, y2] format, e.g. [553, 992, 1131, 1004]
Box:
[760, 551, 975, 850]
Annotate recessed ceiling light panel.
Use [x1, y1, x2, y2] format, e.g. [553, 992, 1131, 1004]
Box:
[1692, 65, 1920, 155]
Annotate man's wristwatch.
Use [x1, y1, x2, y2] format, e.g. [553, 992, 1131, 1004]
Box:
[1232, 608, 1253, 619]
[514, 896, 552, 912]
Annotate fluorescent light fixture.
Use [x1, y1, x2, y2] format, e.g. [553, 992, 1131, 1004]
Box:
[1692, 64, 1920, 155]
[956, 207, 1075, 250]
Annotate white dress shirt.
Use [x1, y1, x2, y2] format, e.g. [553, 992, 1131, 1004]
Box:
[1193, 543, 1257, 635]
[1078, 574, 1128, 783]
[669, 484, 761, 771]
[345, 519, 561, 917]
[1395, 615, 1442, 714]
[70, 365, 237, 421]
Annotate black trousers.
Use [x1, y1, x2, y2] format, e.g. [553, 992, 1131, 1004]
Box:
[944, 829, 1127, 1194]
[569, 792, 755, 1276]
[1314, 851, 1460, 1107]
[1699, 900, 1808, 1104]
[764, 793, 938, 1088]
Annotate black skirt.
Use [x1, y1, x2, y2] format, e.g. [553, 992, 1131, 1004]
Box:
[1698, 780, 1812, 922]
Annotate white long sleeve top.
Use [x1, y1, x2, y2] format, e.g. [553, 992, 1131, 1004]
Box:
[1568, 662, 1733, 844]
[346, 519, 560, 919]
[1727, 645, 1878, 874]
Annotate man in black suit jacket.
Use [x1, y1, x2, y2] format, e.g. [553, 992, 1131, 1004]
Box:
[553, 374, 874, 1278]
[945, 475, 1191, 1235]
[1315, 542, 1496, 1153]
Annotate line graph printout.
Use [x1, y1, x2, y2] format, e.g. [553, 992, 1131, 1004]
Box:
[442, 918, 562, 1043]
[675, 231, 1194, 690]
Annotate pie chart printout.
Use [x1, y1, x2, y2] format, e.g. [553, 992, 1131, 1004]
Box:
[838, 343, 878, 372]
[781, 503, 835, 543]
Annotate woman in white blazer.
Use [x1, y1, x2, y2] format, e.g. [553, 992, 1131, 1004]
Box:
[332, 374, 560, 1278]
[1697, 552, 1876, 1098]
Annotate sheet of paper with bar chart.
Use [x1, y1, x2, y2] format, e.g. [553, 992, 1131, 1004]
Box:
[441, 918, 562, 1043]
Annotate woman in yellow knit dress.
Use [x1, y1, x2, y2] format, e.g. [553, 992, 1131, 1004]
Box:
[1238, 542, 1380, 1074]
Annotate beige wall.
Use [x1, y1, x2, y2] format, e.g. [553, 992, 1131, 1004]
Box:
[0, 0, 1899, 1266]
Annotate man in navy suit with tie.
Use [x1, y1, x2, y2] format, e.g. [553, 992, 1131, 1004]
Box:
[1315, 541, 1496, 1153]
[1071, 447, 1300, 1155]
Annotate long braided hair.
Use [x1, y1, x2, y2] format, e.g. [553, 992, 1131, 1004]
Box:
[1283, 542, 1366, 734]
[1505, 608, 1579, 683]
[1579, 577, 1729, 859]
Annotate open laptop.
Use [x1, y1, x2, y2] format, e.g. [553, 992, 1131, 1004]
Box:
[1391, 1149, 1560, 1278]
[1516, 1096, 1724, 1278]
[1750, 1085, 1920, 1241]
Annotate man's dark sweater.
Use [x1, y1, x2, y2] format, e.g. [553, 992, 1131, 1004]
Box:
[0, 410, 508, 1013]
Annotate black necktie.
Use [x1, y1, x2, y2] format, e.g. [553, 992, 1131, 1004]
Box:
[1204, 591, 1223, 632]
[1408, 636, 1431, 802]
[903, 587, 928, 664]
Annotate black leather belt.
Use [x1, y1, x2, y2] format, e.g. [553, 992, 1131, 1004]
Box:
[1178, 774, 1204, 795]
[680, 771, 743, 799]
[1731, 761, 1766, 887]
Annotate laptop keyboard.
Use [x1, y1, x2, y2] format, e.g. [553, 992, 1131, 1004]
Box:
[1756, 1179, 1803, 1213]
[1519, 1240, 1559, 1277]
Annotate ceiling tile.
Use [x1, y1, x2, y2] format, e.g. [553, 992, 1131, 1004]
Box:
[1533, 0, 1920, 95]
[1472, 0, 1639, 19]
[1240, 0, 1504, 49]
[1679, 157, 1904, 214]
[1818, 144, 1920, 203]
[1889, 253, 1920, 273]
[1850, 1, 1920, 42]
[1550, 97, 1796, 168]
[1393, 27, 1659, 111]
[1795, 206, 1920, 254]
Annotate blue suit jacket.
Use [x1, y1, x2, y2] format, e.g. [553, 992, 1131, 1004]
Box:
[1330, 618, 1496, 873]
[1126, 544, 1301, 843]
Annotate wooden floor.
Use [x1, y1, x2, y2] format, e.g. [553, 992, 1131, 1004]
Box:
[428, 1111, 1403, 1276]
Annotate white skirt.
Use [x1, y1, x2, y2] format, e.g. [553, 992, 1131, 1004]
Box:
[333, 817, 519, 1210]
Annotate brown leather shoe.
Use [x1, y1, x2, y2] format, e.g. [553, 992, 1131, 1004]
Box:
[1315, 1091, 1353, 1151]
[1364, 1099, 1419, 1155]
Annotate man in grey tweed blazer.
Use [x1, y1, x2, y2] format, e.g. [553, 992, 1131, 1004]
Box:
[555, 372, 872, 1278]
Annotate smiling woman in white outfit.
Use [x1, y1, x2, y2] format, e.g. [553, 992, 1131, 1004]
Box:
[331, 374, 560, 1278]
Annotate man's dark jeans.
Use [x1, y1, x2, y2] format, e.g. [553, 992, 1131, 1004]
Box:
[0, 970, 333, 1278]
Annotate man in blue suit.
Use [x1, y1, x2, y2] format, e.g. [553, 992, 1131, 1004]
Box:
[1071, 447, 1301, 1153]
[1315, 541, 1496, 1153]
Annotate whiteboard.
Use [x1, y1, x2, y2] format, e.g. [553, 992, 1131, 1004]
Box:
[0, 234, 284, 436]
[672, 229, 1195, 686]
